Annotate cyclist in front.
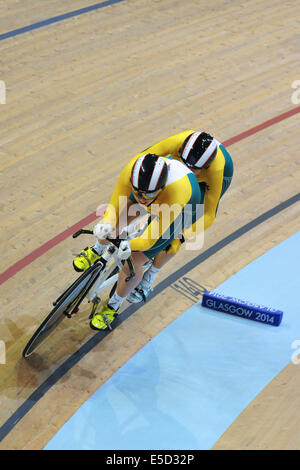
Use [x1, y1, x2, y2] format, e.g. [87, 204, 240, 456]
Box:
[73, 153, 203, 330]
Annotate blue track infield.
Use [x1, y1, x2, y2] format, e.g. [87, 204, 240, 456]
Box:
[45, 230, 300, 450]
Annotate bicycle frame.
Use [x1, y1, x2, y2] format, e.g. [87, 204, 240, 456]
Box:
[86, 246, 123, 302]
[22, 214, 153, 357]
[84, 213, 152, 303]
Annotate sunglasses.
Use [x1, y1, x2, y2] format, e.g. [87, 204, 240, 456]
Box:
[132, 187, 162, 200]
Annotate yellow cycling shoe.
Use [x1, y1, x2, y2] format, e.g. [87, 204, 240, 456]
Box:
[90, 302, 119, 331]
[73, 246, 100, 272]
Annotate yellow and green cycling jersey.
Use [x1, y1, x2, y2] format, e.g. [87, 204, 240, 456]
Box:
[102, 154, 202, 257]
[102, 131, 233, 257]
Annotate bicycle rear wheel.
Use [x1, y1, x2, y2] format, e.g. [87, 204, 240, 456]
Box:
[22, 265, 101, 358]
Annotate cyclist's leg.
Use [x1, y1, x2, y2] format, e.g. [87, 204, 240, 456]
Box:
[212, 147, 233, 219]
[109, 229, 173, 308]
[114, 199, 144, 236]
[126, 247, 175, 303]
[90, 250, 150, 330]
[142, 238, 181, 288]
[126, 233, 184, 303]
[152, 236, 183, 268]
[116, 251, 150, 298]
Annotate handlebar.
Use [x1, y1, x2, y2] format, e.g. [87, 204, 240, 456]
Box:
[72, 228, 128, 245]
[72, 229, 136, 282]
[73, 229, 94, 239]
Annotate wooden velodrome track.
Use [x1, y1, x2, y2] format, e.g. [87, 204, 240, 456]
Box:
[0, 0, 299, 450]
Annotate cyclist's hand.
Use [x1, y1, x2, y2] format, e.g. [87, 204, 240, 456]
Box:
[93, 223, 112, 239]
[117, 240, 131, 260]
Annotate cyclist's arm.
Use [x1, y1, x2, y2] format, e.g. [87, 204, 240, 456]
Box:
[102, 163, 132, 227]
[202, 151, 225, 230]
[181, 173, 223, 242]
[202, 176, 223, 231]
[137, 130, 195, 158]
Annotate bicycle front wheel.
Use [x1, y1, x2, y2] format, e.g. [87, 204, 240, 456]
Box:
[22, 266, 100, 358]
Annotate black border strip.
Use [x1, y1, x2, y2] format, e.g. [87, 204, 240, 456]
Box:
[0, 192, 299, 442]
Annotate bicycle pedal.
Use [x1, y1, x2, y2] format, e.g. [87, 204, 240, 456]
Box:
[102, 314, 113, 331]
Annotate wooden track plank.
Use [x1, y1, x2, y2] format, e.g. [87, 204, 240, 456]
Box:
[0, 0, 299, 450]
[0, 0, 122, 33]
[213, 362, 300, 450]
[0, 197, 299, 450]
